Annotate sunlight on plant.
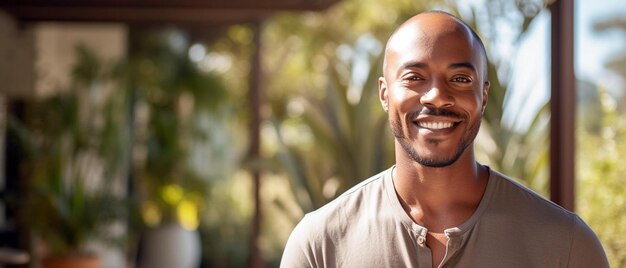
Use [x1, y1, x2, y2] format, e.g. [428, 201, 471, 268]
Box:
[141, 201, 162, 227]
[137, 184, 203, 231]
[161, 184, 184, 206]
[177, 199, 200, 231]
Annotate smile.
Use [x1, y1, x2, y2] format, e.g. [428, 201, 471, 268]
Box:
[417, 121, 455, 130]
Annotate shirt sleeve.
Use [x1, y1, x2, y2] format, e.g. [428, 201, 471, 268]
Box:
[280, 214, 317, 268]
[567, 215, 609, 268]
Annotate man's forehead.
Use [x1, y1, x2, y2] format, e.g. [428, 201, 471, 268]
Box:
[386, 13, 473, 54]
[383, 12, 485, 77]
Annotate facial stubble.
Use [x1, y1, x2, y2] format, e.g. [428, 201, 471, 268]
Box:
[390, 110, 481, 168]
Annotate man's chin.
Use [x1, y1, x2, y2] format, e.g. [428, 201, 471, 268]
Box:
[407, 146, 466, 168]
[395, 133, 468, 168]
[404, 148, 462, 168]
[415, 157, 458, 168]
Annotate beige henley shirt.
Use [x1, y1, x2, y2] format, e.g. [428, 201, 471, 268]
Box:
[280, 166, 609, 268]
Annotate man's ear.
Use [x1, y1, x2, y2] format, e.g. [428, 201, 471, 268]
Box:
[481, 81, 490, 114]
[379, 77, 389, 112]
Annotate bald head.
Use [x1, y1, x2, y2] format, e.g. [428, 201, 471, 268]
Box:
[383, 11, 489, 82]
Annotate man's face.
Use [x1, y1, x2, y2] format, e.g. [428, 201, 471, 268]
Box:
[379, 14, 489, 168]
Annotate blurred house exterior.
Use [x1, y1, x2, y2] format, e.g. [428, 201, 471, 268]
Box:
[0, 1, 340, 267]
[0, 12, 129, 267]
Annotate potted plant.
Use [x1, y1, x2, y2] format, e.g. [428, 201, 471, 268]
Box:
[125, 29, 228, 268]
[10, 46, 127, 268]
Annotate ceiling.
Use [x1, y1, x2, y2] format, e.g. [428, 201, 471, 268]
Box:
[0, 0, 340, 24]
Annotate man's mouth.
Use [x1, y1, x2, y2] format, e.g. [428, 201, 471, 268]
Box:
[408, 108, 463, 131]
[417, 121, 455, 130]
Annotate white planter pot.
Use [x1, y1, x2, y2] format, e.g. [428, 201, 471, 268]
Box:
[139, 223, 201, 268]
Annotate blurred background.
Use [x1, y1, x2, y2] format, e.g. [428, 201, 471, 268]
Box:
[0, 0, 624, 267]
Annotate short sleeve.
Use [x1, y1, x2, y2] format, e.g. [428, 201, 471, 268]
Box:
[567, 215, 609, 268]
[280, 214, 316, 268]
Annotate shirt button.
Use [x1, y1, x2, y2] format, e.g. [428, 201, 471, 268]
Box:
[417, 235, 426, 246]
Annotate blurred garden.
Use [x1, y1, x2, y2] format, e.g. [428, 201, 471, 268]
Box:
[1, 0, 625, 267]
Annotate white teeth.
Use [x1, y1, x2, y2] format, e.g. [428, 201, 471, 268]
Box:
[418, 122, 454, 130]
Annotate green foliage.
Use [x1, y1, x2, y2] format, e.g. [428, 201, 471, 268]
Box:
[23, 168, 124, 256]
[199, 177, 251, 268]
[271, 51, 393, 211]
[125, 29, 229, 227]
[9, 45, 127, 257]
[577, 14, 626, 266]
[578, 87, 626, 268]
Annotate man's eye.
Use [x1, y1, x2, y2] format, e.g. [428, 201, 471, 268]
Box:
[405, 76, 422, 81]
[451, 76, 472, 83]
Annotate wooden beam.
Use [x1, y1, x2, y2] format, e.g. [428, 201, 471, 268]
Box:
[0, 0, 339, 23]
[549, 0, 575, 211]
[247, 20, 263, 268]
[0, 0, 338, 10]
[1, 7, 275, 24]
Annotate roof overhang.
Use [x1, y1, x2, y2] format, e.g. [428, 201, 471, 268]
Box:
[0, 0, 339, 23]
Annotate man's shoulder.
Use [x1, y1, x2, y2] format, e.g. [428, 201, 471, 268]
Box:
[306, 168, 389, 221]
[483, 170, 608, 267]
[280, 168, 393, 267]
[292, 168, 391, 238]
[488, 170, 604, 247]
[490, 169, 576, 221]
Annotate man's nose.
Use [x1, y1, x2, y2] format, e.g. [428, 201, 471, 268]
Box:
[420, 84, 454, 109]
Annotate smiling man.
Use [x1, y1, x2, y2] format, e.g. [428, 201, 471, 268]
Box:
[280, 11, 608, 268]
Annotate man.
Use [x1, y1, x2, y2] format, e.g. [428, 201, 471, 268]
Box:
[280, 11, 608, 268]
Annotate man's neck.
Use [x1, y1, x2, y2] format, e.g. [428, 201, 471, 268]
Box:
[392, 150, 489, 232]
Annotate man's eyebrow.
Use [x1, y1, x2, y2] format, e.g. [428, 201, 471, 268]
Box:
[398, 61, 477, 72]
[449, 62, 477, 72]
[399, 61, 428, 70]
